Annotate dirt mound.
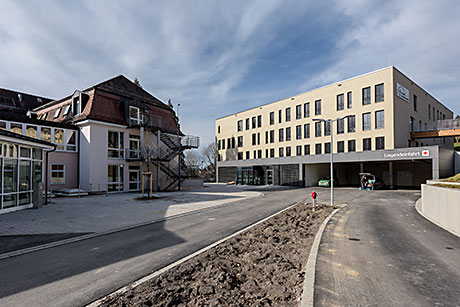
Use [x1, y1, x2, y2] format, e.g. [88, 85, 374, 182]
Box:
[101, 202, 334, 306]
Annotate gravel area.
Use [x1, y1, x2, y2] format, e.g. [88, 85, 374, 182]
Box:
[101, 202, 334, 306]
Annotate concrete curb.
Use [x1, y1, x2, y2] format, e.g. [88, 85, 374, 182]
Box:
[414, 198, 460, 238]
[86, 200, 304, 307]
[300, 204, 347, 307]
[0, 192, 264, 261]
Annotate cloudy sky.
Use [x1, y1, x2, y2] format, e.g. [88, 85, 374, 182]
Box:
[1, 0, 459, 146]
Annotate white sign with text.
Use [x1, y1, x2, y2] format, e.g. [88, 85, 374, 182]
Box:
[396, 83, 410, 102]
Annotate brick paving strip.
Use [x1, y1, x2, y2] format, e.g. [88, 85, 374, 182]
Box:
[89, 201, 336, 307]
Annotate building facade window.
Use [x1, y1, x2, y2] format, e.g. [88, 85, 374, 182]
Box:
[237, 120, 243, 131]
[337, 118, 344, 134]
[257, 115, 262, 128]
[337, 94, 344, 111]
[363, 138, 372, 151]
[54, 108, 61, 119]
[348, 140, 356, 152]
[296, 105, 302, 119]
[362, 112, 371, 131]
[324, 121, 331, 136]
[286, 108, 291, 122]
[129, 106, 142, 125]
[270, 130, 275, 143]
[315, 143, 322, 155]
[413, 94, 417, 111]
[279, 110, 282, 123]
[54, 129, 64, 150]
[286, 127, 291, 141]
[252, 117, 257, 129]
[286, 146, 291, 157]
[304, 102, 310, 118]
[296, 125, 302, 140]
[269, 112, 275, 125]
[347, 116, 356, 132]
[362, 87, 371, 105]
[252, 133, 257, 145]
[376, 137, 385, 150]
[238, 152, 243, 160]
[257, 150, 262, 159]
[51, 164, 65, 184]
[375, 83, 384, 102]
[270, 148, 275, 158]
[265, 131, 268, 144]
[304, 144, 310, 155]
[347, 91, 352, 109]
[337, 141, 344, 153]
[296, 145, 302, 156]
[315, 99, 321, 115]
[315, 121, 322, 137]
[375, 110, 384, 129]
[246, 151, 250, 159]
[108, 165, 124, 192]
[325, 142, 331, 154]
[63, 105, 71, 116]
[245, 118, 250, 130]
[304, 123, 310, 138]
[238, 136, 243, 147]
[428, 105, 431, 119]
[279, 128, 284, 142]
[108, 131, 124, 158]
[279, 147, 284, 157]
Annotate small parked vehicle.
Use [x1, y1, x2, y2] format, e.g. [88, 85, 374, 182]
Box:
[359, 173, 386, 190]
[318, 176, 339, 187]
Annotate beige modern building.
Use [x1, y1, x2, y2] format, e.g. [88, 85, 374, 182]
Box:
[215, 66, 455, 187]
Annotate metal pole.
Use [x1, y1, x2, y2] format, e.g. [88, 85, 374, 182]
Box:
[330, 120, 334, 206]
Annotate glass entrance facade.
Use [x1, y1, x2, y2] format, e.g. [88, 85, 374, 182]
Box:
[1, 142, 43, 212]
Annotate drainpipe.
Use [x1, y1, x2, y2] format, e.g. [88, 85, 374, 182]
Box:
[45, 145, 57, 206]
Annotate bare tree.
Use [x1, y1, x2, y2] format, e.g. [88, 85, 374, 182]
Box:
[183, 149, 202, 177]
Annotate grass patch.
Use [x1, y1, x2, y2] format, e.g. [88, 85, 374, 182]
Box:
[434, 184, 460, 190]
[441, 173, 460, 183]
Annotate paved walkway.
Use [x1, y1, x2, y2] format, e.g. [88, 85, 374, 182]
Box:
[0, 184, 262, 235]
[314, 190, 460, 306]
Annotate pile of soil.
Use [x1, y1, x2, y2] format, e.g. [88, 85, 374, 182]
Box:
[101, 202, 334, 306]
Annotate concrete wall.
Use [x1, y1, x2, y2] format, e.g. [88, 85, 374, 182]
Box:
[393, 68, 454, 149]
[421, 184, 460, 237]
[46, 151, 78, 190]
[181, 179, 204, 190]
[455, 151, 460, 174]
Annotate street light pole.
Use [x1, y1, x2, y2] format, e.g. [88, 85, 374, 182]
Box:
[313, 116, 350, 207]
[329, 119, 334, 206]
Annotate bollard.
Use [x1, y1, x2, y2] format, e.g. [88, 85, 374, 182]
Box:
[311, 191, 317, 212]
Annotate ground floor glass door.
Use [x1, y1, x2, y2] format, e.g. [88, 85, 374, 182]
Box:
[266, 169, 274, 185]
[108, 164, 124, 192]
[128, 165, 140, 191]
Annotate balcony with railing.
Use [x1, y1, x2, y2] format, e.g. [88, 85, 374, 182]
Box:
[181, 135, 200, 149]
[411, 118, 460, 138]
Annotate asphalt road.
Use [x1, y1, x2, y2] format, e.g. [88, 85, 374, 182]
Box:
[0, 187, 310, 307]
[315, 189, 460, 307]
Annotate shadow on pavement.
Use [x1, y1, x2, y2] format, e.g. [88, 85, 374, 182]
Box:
[0, 219, 185, 299]
[0, 233, 92, 254]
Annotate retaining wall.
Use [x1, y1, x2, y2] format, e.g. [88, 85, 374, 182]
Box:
[421, 184, 460, 237]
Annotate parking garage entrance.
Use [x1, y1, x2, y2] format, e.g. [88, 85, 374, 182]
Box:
[304, 159, 433, 188]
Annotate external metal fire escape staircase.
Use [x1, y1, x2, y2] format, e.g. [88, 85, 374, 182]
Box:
[158, 132, 200, 191]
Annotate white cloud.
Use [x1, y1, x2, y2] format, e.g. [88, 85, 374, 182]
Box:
[300, 0, 460, 116]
